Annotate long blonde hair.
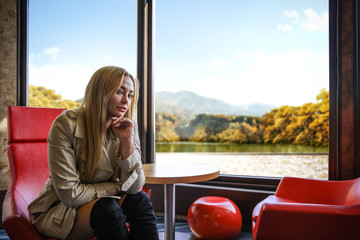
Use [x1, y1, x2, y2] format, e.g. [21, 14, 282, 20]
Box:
[79, 66, 139, 182]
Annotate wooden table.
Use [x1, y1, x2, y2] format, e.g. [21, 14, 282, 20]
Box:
[143, 163, 220, 240]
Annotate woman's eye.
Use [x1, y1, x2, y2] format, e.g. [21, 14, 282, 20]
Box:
[116, 89, 123, 95]
[128, 94, 134, 99]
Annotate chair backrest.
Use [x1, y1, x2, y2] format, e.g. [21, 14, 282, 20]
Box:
[344, 177, 360, 205]
[7, 106, 65, 218]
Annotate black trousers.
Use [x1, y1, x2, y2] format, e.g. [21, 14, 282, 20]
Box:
[90, 191, 159, 240]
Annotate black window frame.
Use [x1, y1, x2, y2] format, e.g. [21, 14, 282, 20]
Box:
[20, 0, 360, 229]
[138, 0, 334, 188]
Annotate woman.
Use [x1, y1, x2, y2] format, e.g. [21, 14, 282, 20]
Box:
[28, 66, 159, 240]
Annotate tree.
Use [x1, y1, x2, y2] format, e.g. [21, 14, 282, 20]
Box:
[213, 128, 247, 143]
[263, 88, 329, 146]
[28, 85, 81, 109]
[155, 112, 181, 142]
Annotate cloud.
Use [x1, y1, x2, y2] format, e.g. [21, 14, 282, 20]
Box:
[209, 57, 230, 70]
[301, 9, 328, 32]
[29, 62, 94, 101]
[193, 49, 329, 106]
[280, 8, 328, 32]
[234, 52, 250, 60]
[43, 47, 61, 59]
[277, 24, 293, 32]
[284, 10, 299, 19]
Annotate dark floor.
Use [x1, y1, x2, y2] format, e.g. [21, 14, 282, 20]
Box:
[0, 230, 8, 240]
[155, 216, 252, 240]
[0, 217, 252, 240]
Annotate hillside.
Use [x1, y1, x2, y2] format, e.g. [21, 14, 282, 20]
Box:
[155, 90, 275, 117]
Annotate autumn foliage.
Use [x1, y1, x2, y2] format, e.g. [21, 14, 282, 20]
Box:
[156, 89, 329, 146]
[29, 85, 81, 110]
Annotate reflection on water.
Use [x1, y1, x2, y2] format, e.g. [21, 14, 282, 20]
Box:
[156, 142, 328, 153]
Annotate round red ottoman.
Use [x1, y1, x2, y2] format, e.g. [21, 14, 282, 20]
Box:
[187, 196, 242, 240]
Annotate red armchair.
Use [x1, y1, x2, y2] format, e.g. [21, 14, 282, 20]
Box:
[2, 106, 151, 240]
[252, 176, 360, 240]
[2, 106, 66, 240]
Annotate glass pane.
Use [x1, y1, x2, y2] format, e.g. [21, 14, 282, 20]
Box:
[155, 0, 329, 179]
[28, 0, 137, 109]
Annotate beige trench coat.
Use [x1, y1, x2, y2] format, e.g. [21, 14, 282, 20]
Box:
[28, 109, 145, 239]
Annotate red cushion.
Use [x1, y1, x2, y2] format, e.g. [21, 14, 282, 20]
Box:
[7, 106, 65, 144]
[345, 178, 360, 205]
[8, 143, 49, 215]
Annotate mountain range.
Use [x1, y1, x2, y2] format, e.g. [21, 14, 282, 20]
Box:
[155, 91, 276, 118]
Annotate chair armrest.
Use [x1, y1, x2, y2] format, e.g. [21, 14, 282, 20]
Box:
[252, 195, 298, 222]
[260, 201, 360, 216]
[254, 201, 360, 240]
[2, 190, 44, 240]
[275, 177, 353, 204]
[3, 216, 45, 240]
[3, 188, 31, 221]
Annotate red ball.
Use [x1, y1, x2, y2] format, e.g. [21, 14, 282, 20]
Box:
[187, 196, 242, 240]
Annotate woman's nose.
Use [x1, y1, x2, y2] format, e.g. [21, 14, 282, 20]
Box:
[121, 95, 129, 103]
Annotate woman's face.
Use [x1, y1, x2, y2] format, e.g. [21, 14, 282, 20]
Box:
[107, 76, 134, 118]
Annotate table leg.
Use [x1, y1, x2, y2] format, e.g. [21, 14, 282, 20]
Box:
[164, 184, 175, 240]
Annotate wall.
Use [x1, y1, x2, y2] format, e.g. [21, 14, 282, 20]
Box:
[0, 0, 17, 190]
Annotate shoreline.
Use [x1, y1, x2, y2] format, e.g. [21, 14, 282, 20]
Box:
[155, 153, 328, 180]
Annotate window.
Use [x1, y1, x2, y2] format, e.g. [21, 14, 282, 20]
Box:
[28, 0, 137, 109]
[18, 0, 360, 226]
[154, 0, 329, 179]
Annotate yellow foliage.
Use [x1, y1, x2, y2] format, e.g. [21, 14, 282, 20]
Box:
[263, 89, 329, 146]
[29, 85, 81, 110]
[190, 127, 208, 142]
[213, 129, 247, 143]
[154, 89, 329, 146]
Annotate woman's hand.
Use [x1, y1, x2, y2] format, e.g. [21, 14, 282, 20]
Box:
[111, 117, 135, 159]
[111, 117, 134, 140]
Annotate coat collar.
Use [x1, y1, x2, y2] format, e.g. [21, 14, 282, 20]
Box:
[65, 110, 83, 139]
[68, 109, 117, 142]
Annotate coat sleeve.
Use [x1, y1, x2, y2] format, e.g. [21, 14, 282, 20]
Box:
[47, 113, 119, 208]
[116, 123, 146, 194]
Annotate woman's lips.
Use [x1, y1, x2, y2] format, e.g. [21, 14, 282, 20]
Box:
[118, 106, 127, 112]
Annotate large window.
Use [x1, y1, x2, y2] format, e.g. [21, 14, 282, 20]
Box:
[27, 0, 330, 180]
[154, 0, 329, 179]
[18, 0, 360, 226]
[28, 0, 137, 108]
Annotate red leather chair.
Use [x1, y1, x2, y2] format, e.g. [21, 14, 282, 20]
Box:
[2, 106, 66, 240]
[252, 176, 360, 240]
[2, 106, 151, 240]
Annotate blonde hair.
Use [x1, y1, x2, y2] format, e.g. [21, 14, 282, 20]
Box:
[79, 66, 139, 182]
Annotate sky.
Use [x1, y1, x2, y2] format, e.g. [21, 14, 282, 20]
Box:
[29, 0, 329, 107]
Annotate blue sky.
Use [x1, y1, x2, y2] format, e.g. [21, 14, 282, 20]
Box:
[29, 0, 328, 107]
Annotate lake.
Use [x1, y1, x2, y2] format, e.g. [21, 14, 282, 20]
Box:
[156, 142, 328, 153]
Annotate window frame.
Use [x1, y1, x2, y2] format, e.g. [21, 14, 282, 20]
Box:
[21, 0, 334, 185]
[20, 0, 360, 228]
[139, 0, 334, 187]
[17, 0, 28, 106]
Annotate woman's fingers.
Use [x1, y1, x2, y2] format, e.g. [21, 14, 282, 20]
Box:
[111, 117, 133, 128]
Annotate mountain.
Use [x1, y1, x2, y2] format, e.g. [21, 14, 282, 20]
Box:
[155, 91, 275, 117]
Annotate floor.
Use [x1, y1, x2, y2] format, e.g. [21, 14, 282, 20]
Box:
[0, 230, 8, 240]
[155, 216, 252, 240]
[0, 217, 252, 240]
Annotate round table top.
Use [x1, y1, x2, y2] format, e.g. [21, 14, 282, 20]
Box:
[143, 163, 220, 184]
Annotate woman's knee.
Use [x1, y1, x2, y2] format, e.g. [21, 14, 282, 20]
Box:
[90, 198, 127, 229]
[123, 191, 153, 212]
[90, 197, 129, 240]
[122, 191, 156, 223]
